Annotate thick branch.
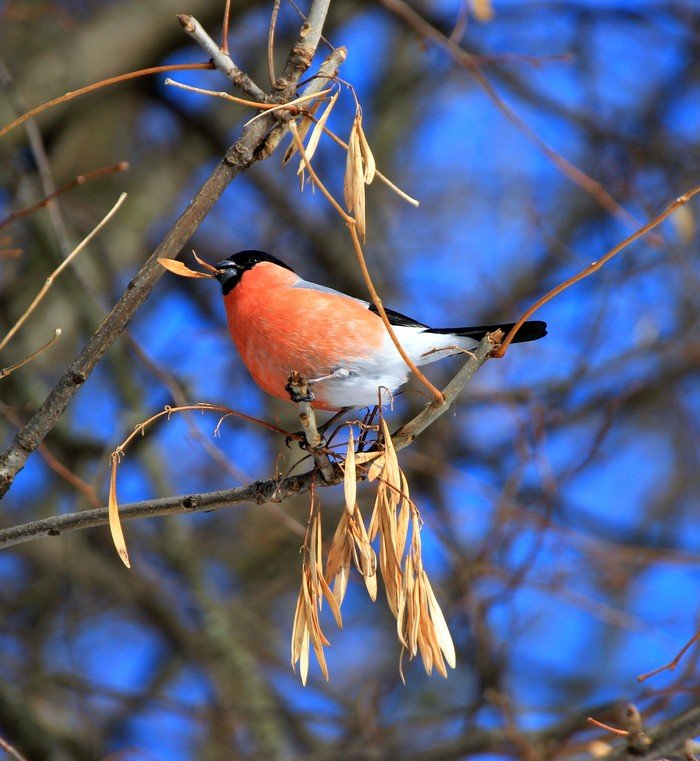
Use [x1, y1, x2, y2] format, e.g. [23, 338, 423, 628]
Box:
[0, 468, 340, 550]
[280, 0, 332, 84]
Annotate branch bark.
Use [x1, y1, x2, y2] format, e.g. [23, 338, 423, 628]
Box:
[0, 467, 339, 550]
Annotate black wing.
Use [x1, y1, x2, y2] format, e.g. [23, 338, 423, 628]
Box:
[367, 303, 428, 329]
[368, 304, 547, 344]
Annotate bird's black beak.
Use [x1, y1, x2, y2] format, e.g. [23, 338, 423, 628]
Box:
[214, 259, 238, 273]
[214, 260, 243, 295]
[213, 260, 237, 280]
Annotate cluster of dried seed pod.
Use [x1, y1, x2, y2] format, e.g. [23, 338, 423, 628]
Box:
[291, 422, 455, 684]
[291, 492, 341, 684]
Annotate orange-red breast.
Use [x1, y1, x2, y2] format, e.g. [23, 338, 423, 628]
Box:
[214, 251, 547, 411]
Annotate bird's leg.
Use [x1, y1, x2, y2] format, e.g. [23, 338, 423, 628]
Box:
[285, 367, 351, 402]
[307, 366, 351, 385]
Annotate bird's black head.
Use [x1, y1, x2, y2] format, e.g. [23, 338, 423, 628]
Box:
[214, 250, 295, 295]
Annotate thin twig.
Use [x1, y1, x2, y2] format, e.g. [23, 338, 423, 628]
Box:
[0, 735, 28, 761]
[164, 78, 329, 114]
[115, 403, 298, 455]
[448, 0, 469, 43]
[493, 186, 700, 357]
[177, 14, 267, 102]
[0, 162, 129, 232]
[268, 0, 282, 86]
[221, 0, 233, 54]
[0, 194, 127, 353]
[164, 78, 331, 131]
[1, 329, 61, 379]
[637, 630, 700, 683]
[587, 717, 629, 737]
[0, 63, 213, 141]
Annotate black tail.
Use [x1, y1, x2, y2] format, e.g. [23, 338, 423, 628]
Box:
[429, 320, 547, 344]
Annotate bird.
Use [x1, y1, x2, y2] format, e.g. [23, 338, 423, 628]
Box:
[213, 250, 547, 411]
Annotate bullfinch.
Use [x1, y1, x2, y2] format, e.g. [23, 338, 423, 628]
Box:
[214, 250, 547, 411]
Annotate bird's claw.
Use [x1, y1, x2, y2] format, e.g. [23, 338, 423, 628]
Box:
[285, 432, 325, 451]
[284, 376, 315, 403]
[285, 433, 305, 449]
[288, 389, 315, 403]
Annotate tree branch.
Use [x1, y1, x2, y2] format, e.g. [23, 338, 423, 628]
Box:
[0, 467, 340, 550]
[0, 335, 496, 549]
[0, 0, 334, 500]
[176, 14, 268, 102]
[280, 0, 333, 84]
